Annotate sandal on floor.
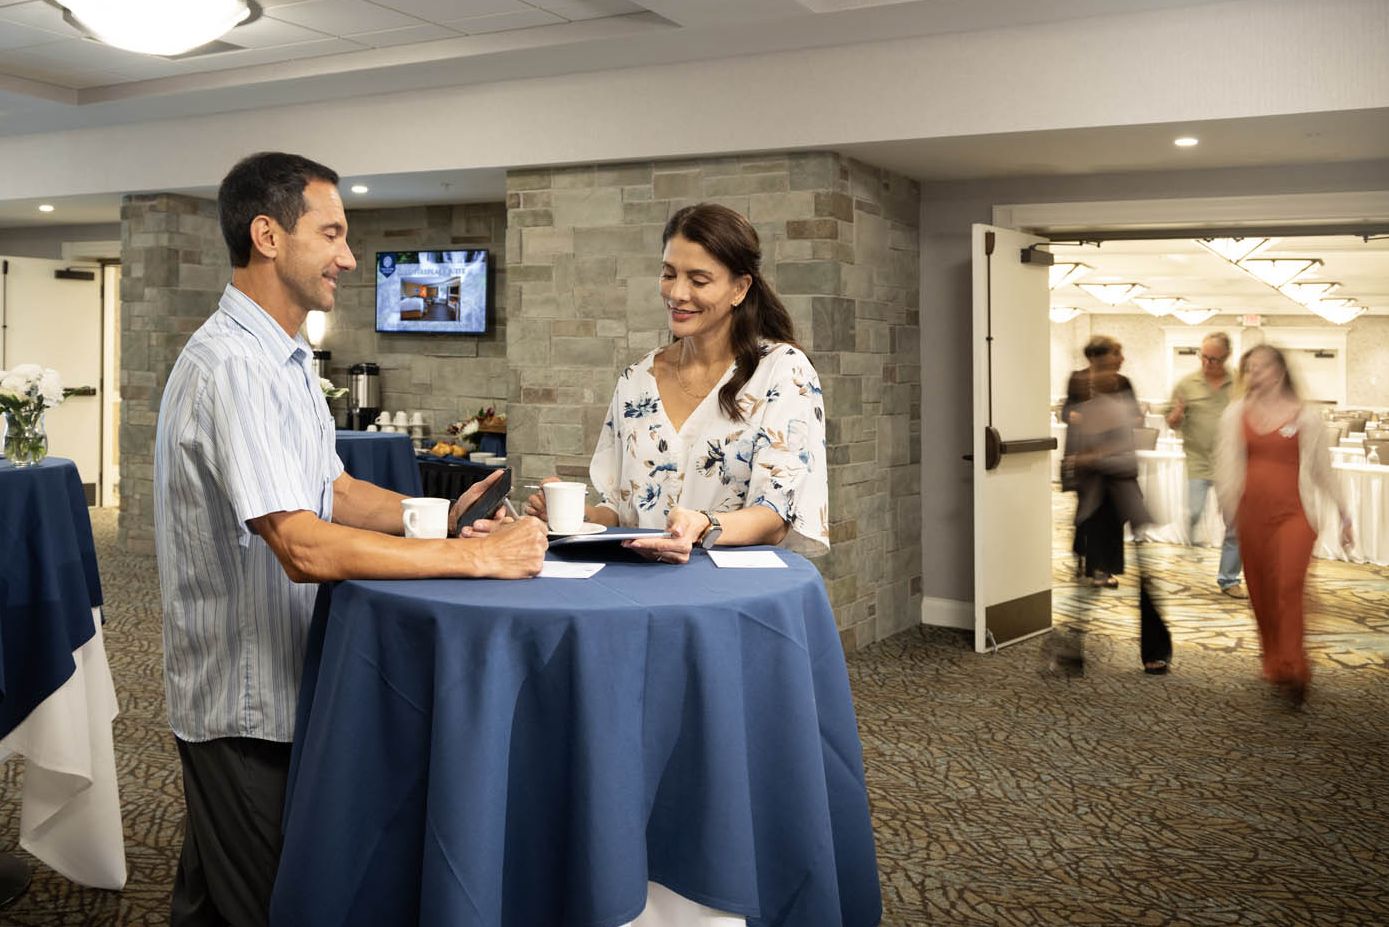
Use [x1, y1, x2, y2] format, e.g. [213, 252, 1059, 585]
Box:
[1143, 660, 1170, 675]
[1092, 575, 1119, 589]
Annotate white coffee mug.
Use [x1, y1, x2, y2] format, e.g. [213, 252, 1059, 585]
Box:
[401, 497, 450, 539]
[393, 410, 409, 427]
[490, 456, 508, 467]
[543, 481, 587, 534]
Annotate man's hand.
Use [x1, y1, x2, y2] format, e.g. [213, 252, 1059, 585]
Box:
[1166, 396, 1185, 429]
[471, 516, 548, 578]
[449, 469, 510, 537]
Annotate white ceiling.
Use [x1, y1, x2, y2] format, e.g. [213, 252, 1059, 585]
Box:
[1048, 234, 1389, 321]
[1, 0, 1388, 244]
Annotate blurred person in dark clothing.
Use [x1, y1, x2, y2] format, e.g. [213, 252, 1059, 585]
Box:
[1063, 336, 1139, 587]
[1067, 353, 1172, 674]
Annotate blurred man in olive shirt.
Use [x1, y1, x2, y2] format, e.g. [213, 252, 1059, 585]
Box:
[1167, 332, 1246, 598]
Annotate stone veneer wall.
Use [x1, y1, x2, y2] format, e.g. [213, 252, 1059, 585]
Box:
[325, 203, 508, 432]
[117, 194, 228, 553]
[504, 152, 922, 648]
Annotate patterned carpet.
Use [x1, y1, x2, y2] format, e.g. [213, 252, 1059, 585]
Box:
[2, 499, 1387, 926]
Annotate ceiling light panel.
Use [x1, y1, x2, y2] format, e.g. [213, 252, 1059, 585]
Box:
[1049, 306, 1082, 323]
[1048, 262, 1090, 290]
[1239, 258, 1321, 287]
[1077, 282, 1146, 306]
[1279, 281, 1340, 305]
[1132, 296, 1187, 317]
[1196, 237, 1274, 263]
[1172, 308, 1218, 325]
[60, 0, 260, 56]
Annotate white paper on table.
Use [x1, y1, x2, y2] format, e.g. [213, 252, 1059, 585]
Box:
[540, 561, 605, 578]
[707, 550, 786, 569]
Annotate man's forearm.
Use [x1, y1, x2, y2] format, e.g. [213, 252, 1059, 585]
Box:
[253, 510, 503, 583]
[332, 472, 410, 534]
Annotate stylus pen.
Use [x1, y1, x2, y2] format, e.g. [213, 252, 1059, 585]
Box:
[504, 498, 521, 518]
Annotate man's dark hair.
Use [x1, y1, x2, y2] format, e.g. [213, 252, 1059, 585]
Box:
[218, 152, 339, 268]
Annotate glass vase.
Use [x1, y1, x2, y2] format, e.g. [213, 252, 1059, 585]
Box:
[2, 408, 47, 467]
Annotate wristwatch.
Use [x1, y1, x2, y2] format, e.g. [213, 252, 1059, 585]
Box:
[698, 511, 723, 549]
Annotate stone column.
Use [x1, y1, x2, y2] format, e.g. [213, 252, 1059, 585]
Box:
[117, 194, 228, 553]
[504, 152, 921, 649]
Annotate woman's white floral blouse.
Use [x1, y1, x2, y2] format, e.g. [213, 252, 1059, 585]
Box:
[590, 342, 829, 552]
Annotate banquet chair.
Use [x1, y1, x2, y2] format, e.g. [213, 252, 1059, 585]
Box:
[1132, 426, 1159, 451]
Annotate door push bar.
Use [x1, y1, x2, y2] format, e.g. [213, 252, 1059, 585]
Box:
[962, 427, 1058, 470]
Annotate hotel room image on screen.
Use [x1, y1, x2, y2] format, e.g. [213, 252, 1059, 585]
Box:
[375, 250, 490, 334]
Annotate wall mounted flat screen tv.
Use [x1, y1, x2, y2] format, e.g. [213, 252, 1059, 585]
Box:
[375, 250, 490, 334]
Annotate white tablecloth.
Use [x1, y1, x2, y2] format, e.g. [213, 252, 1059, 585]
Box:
[0, 608, 126, 890]
[1133, 451, 1388, 566]
[1133, 450, 1224, 546]
[1315, 464, 1389, 566]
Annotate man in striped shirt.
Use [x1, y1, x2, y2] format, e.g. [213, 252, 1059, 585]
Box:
[154, 152, 546, 927]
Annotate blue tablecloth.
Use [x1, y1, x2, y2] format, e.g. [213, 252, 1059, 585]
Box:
[0, 459, 104, 738]
[335, 430, 423, 496]
[272, 550, 881, 927]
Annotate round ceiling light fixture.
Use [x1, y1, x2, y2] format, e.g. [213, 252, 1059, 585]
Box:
[38, 204, 56, 213]
[54, 0, 262, 57]
[1173, 136, 1199, 147]
[350, 184, 370, 194]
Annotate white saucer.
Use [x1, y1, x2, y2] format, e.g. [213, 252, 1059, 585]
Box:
[548, 522, 605, 537]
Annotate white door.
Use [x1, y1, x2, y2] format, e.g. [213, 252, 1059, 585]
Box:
[1, 256, 103, 497]
[971, 225, 1054, 653]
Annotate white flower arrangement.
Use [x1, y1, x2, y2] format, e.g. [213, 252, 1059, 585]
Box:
[0, 364, 66, 465]
[0, 363, 65, 411]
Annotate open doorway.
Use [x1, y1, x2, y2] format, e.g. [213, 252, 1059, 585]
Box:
[1042, 229, 1387, 623]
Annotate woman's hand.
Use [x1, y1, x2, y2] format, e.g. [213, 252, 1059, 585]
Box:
[523, 476, 560, 522]
[622, 506, 707, 564]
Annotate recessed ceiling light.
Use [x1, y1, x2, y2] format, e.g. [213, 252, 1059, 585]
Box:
[1174, 136, 1199, 147]
[38, 204, 55, 213]
[350, 184, 369, 194]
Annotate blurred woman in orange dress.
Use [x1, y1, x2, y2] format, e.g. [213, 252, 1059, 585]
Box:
[1215, 345, 1352, 706]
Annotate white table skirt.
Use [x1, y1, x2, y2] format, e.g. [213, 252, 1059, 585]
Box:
[625, 882, 744, 927]
[1315, 464, 1389, 566]
[1133, 452, 1388, 566]
[1133, 450, 1224, 546]
[0, 607, 127, 890]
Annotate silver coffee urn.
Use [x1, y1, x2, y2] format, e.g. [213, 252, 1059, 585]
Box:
[311, 349, 332, 382]
[347, 362, 381, 430]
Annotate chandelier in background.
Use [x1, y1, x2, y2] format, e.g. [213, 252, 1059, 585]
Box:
[52, 0, 261, 56]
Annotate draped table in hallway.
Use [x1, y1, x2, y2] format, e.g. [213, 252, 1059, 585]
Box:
[0, 458, 126, 891]
[1133, 449, 1388, 566]
[334, 429, 423, 496]
[270, 547, 881, 927]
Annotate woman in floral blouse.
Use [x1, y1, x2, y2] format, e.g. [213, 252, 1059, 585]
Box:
[525, 203, 829, 564]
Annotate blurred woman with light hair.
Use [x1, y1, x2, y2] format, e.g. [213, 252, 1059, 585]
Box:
[1215, 344, 1352, 706]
